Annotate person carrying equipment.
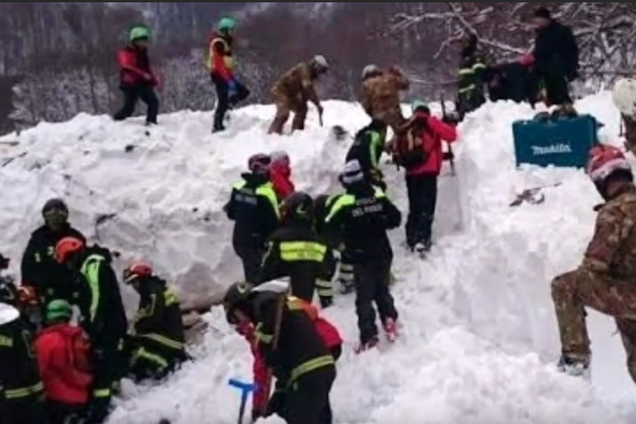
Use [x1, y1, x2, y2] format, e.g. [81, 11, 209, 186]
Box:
[268, 56, 329, 134]
[21, 198, 86, 314]
[223, 282, 337, 424]
[224, 153, 280, 283]
[258, 192, 337, 308]
[313, 194, 354, 294]
[122, 262, 187, 382]
[206, 16, 250, 133]
[395, 100, 458, 254]
[269, 150, 296, 202]
[54, 237, 127, 424]
[359, 64, 409, 135]
[113, 25, 160, 125]
[346, 119, 389, 191]
[324, 160, 402, 352]
[36, 299, 92, 424]
[0, 302, 48, 424]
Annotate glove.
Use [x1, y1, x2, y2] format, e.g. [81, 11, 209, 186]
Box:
[265, 390, 286, 418]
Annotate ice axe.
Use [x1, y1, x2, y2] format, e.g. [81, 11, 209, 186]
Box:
[228, 378, 256, 424]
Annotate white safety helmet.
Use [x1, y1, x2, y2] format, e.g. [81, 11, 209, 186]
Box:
[612, 78, 636, 116]
[362, 64, 380, 79]
[311, 55, 329, 71]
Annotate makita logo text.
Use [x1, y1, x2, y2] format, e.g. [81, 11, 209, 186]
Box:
[531, 143, 572, 155]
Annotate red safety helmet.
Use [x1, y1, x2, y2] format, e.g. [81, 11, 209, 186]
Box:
[54, 237, 85, 263]
[123, 262, 153, 284]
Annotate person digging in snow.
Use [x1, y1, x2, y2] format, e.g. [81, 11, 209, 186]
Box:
[206, 16, 250, 133]
[358, 64, 409, 136]
[113, 25, 160, 126]
[551, 144, 636, 381]
[268, 56, 329, 135]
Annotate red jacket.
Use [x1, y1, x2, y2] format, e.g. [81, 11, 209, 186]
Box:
[238, 300, 342, 412]
[270, 161, 295, 201]
[35, 323, 93, 404]
[406, 113, 458, 176]
[117, 45, 157, 88]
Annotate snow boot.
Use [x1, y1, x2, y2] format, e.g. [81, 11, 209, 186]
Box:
[557, 354, 590, 379]
[355, 335, 379, 354]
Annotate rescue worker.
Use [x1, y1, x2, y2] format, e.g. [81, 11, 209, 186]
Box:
[269, 150, 295, 201]
[313, 194, 354, 294]
[113, 25, 160, 125]
[359, 64, 409, 135]
[54, 237, 127, 424]
[222, 282, 337, 424]
[0, 301, 48, 424]
[207, 16, 250, 133]
[346, 119, 389, 191]
[399, 101, 458, 254]
[324, 160, 402, 351]
[224, 153, 280, 283]
[530, 7, 578, 106]
[268, 56, 329, 135]
[123, 262, 187, 382]
[258, 192, 337, 308]
[551, 144, 636, 381]
[21, 198, 86, 311]
[456, 34, 488, 119]
[36, 299, 92, 424]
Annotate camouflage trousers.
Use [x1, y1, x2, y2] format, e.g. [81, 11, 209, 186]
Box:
[268, 88, 307, 134]
[621, 113, 636, 157]
[551, 269, 636, 384]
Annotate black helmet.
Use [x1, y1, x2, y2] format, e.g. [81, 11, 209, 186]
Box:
[280, 191, 313, 224]
[247, 153, 271, 173]
[222, 281, 253, 324]
[42, 198, 69, 228]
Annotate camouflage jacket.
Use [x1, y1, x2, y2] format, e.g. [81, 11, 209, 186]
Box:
[359, 69, 409, 119]
[582, 185, 636, 281]
[272, 62, 319, 103]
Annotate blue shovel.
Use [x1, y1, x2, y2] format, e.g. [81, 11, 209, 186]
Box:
[228, 378, 256, 424]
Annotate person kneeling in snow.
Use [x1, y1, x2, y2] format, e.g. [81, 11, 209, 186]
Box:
[36, 299, 92, 424]
[269, 150, 295, 202]
[223, 281, 339, 424]
[551, 144, 636, 381]
[123, 263, 188, 382]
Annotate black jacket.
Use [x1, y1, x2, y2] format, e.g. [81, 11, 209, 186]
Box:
[224, 172, 280, 251]
[20, 223, 86, 304]
[74, 246, 127, 348]
[533, 20, 578, 80]
[346, 127, 386, 188]
[252, 292, 334, 386]
[324, 183, 401, 263]
[259, 223, 336, 304]
[0, 315, 43, 404]
[132, 276, 185, 351]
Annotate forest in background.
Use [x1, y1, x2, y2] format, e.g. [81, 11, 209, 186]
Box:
[1, 2, 635, 135]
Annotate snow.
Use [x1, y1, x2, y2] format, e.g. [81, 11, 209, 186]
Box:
[2, 92, 636, 423]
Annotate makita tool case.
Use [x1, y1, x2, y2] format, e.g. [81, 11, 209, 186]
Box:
[512, 115, 599, 168]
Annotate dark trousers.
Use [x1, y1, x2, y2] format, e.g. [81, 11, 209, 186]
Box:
[285, 366, 336, 424]
[47, 400, 86, 424]
[85, 343, 121, 424]
[353, 259, 398, 344]
[211, 73, 249, 131]
[235, 245, 264, 284]
[543, 73, 571, 105]
[6, 397, 49, 424]
[405, 174, 438, 249]
[113, 85, 159, 124]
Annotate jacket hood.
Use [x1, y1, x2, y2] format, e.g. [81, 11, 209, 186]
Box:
[270, 161, 291, 178]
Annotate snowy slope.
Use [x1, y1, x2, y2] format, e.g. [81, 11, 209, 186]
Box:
[2, 94, 636, 423]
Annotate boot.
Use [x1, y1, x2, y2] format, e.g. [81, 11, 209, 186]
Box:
[268, 116, 286, 134]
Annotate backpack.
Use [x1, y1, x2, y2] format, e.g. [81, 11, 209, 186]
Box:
[393, 116, 430, 168]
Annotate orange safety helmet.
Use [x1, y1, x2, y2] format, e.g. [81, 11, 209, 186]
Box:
[54, 237, 85, 263]
[123, 262, 153, 284]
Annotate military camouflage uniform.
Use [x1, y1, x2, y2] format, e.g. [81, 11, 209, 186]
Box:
[551, 184, 636, 383]
[269, 62, 321, 134]
[359, 68, 409, 135]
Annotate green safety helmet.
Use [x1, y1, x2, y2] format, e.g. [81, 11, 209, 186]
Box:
[217, 17, 236, 31]
[129, 25, 151, 42]
[46, 299, 72, 322]
[411, 100, 429, 113]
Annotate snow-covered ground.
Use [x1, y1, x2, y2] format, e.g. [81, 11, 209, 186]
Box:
[2, 93, 636, 423]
